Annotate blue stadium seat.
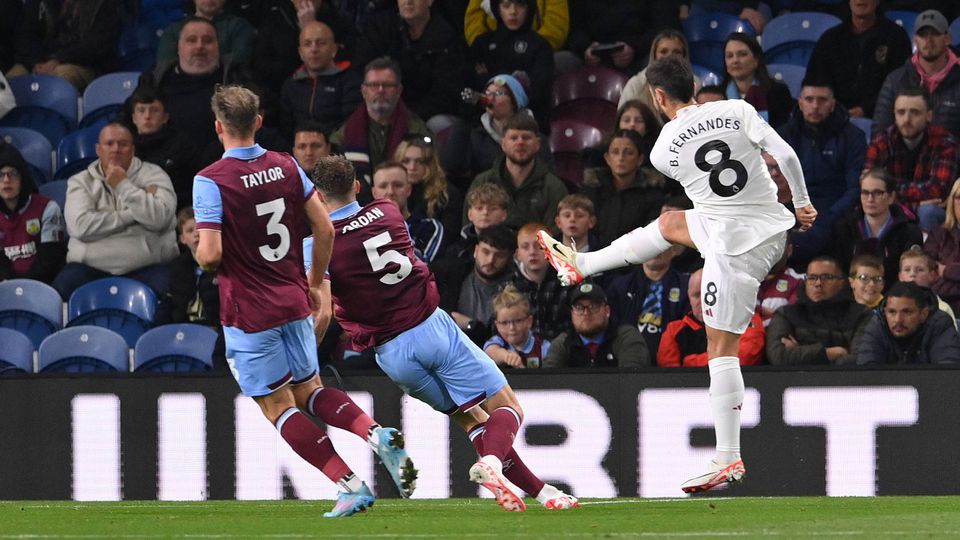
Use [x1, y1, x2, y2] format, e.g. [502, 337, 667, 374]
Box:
[767, 63, 806, 98]
[118, 24, 162, 72]
[885, 11, 917, 34]
[762, 12, 842, 66]
[850, 116, 873, 146]
[0, 126, 53, 183]
[551, 66, 628, 129]
[0, 327, 35, 374]
[38, 179, 68, 215]
[691, 65, 721, 87]
[134, 324, 217, 372]
[55, 126, 101, 180]
[0, 279, 63, 349]
[81, 72, 140, 129]
[0, 74, 79, 146]
[683, 12, 756, 73]
[549, 118, 604, 191]
[139, 0, 186, 32]
[67, 277, 157, 348]
[38, 326, 129, 373]
[952, 17, 960, 47]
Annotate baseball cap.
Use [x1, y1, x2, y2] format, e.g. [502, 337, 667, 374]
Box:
[569, 282, 607, 305]
[914, 10, 948, 35]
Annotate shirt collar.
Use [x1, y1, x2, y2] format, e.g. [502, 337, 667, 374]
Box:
[222, 144, 267, 160]
[329, 201, 362, 220]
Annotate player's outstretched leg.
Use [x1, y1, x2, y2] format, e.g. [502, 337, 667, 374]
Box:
[468, 424, 579, 510]
[304, 384, 418, 498]
[539, 218, 673, 286]
[681, 356, 746, 494]
[273, 407, 375, 517]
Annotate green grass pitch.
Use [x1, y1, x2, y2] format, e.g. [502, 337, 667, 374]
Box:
[2, 497, 959, 538]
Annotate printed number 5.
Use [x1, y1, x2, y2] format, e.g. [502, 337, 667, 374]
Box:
[256, 198, 290, 262]
[363, 231, 412, 285]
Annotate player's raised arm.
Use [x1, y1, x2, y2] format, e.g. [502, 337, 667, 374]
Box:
[305, 190, 334, 288]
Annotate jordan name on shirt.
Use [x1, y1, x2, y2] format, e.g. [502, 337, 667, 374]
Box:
[666, 116, 742, 167]
[241, 166, 285, 189]
[341, 207, 385, 233]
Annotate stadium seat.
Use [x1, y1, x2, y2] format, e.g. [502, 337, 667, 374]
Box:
[0, 126, 54, 183]
[691, 65, 721, 88]
[549, 118, 604, 191]
[762, 12, 842, 66]
[81, 72, 140, 129]
[0, 279, 63, 349]
[0, 74, 79, 146]
[850, 116, 873, 146]
[134, 324, 217, 372]
[118, 23, 162, 72]
[768, 63, 806, 98]
[139, 0, 185, 32]
[38, 326, 129, 373]
[54, 126, 101, 180]
[952, 17, 960, 47]
[683, 12, 756, 74]
[67, 277, 157, 348]
[551, 66, 628, 129]
[885, 10, 917, 33]
[38, 179, 68, 215]
[0, 327, 35, 374]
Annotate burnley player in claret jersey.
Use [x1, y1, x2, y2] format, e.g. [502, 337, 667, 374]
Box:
[304, 155, 579, 512]
[192, 85, 416, 518]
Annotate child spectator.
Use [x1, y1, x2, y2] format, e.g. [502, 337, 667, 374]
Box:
[554, 193, 598, 252]
[849, 253, 886, 309]
[899, 246, 957, 323]
[509, 222, 569, 340]
[484, 284, 550, 368]
[438, 182, 510, 264]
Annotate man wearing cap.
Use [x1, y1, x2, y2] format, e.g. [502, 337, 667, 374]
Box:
[875, 9, 960, 137]
[543, 281, 650, 368]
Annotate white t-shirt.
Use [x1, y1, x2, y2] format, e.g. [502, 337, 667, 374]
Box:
[650, 99, 810, 255]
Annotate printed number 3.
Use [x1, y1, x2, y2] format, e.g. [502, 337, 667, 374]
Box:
[256, 198, 290, 262]
[695, 140, 748, 197]
[364, 231, 412, 285]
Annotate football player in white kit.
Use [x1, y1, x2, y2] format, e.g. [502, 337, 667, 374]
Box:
[539, 57, 817, 493]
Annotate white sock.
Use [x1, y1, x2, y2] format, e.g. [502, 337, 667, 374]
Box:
[337, 472, 365, 493]
[577, 218, 672, 276]
[708, 356, 744, 464]
[480, 454, 503, 474]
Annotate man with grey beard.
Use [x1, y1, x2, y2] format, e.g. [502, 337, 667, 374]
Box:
[330, 57, 431, 192]
[131, 17, 248, 150]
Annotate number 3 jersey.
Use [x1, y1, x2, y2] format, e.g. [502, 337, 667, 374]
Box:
[323, 199, 440, 349]
[193, 145, 313, 332]
[649, 99, 802, 255]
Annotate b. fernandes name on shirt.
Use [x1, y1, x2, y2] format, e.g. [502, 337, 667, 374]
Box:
[667, 116, 742, 166]
[341, 207, 385, 233]
[241, 166, 286, 189]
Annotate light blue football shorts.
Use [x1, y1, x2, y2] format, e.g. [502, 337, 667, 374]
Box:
[374, 308, 508, 414]
[224, 315, 318, 397]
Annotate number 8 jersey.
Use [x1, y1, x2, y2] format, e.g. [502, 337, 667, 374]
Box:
[649, 99, 801, 256]
[322, 199, 440, 349]
[193, 145, 313, 332]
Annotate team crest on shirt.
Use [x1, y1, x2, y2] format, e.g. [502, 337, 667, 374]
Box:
[668, 287, 681, 302]
[875, 45, 888, 65]
[25, 218, 40, 236]
[776, 279, 789, 292]
[514, 40, 528, 54]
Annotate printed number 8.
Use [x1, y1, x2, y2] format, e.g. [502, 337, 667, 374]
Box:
[704, 281, 718, 307]
[695, 140, 748, 197]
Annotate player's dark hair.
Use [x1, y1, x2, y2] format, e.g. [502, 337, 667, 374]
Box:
[896, 86, 932, 110]
[503, 113, 539, 134]
[311, 155, 357, 201]
[695, 85, 725, 100]
[477, 224, 517, 252]
[885, 281, 928, 308]
[645, 57, 695, 103]
[861, 167, 897, 193]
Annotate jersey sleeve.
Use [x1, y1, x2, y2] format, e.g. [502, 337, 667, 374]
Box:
[297, 162, 314, 199]
[193, 176, 223, 230]
[302, 235, 330, 279]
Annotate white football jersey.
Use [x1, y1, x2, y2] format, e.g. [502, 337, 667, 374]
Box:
[650, 99, 798, 255]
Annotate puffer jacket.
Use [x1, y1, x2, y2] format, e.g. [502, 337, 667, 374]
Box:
[857, 296, 960, 365]
[765, 285, 873, 365]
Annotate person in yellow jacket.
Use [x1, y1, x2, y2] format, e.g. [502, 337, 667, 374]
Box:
[464, 0, 568, 51]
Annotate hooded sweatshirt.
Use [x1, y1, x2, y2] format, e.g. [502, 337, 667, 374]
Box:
[0, 142, 65, 282]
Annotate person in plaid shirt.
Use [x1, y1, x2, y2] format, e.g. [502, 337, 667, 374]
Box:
[863, 86, 959, 231]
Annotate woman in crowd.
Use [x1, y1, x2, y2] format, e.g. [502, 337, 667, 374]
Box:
[583, 99, 660, 170]
[924, 177, 960, 312]
[721, 32, 793, 128]
[618, 29, 698, 124]
[394, 135, 463, 254]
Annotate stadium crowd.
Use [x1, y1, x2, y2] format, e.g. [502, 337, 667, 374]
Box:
[4, 0, 960, 370]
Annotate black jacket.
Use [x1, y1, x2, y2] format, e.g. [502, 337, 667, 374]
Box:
[14, 0, 120, 73]
[858, 298, 960, 365]
[875, 59, 960, 138]
[580, 166, 674, 249]
[806, 16, 912, 118]
[135, 125, 199, 209]
[831, 203, 923, 285]
[279, 65, 362, 137]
